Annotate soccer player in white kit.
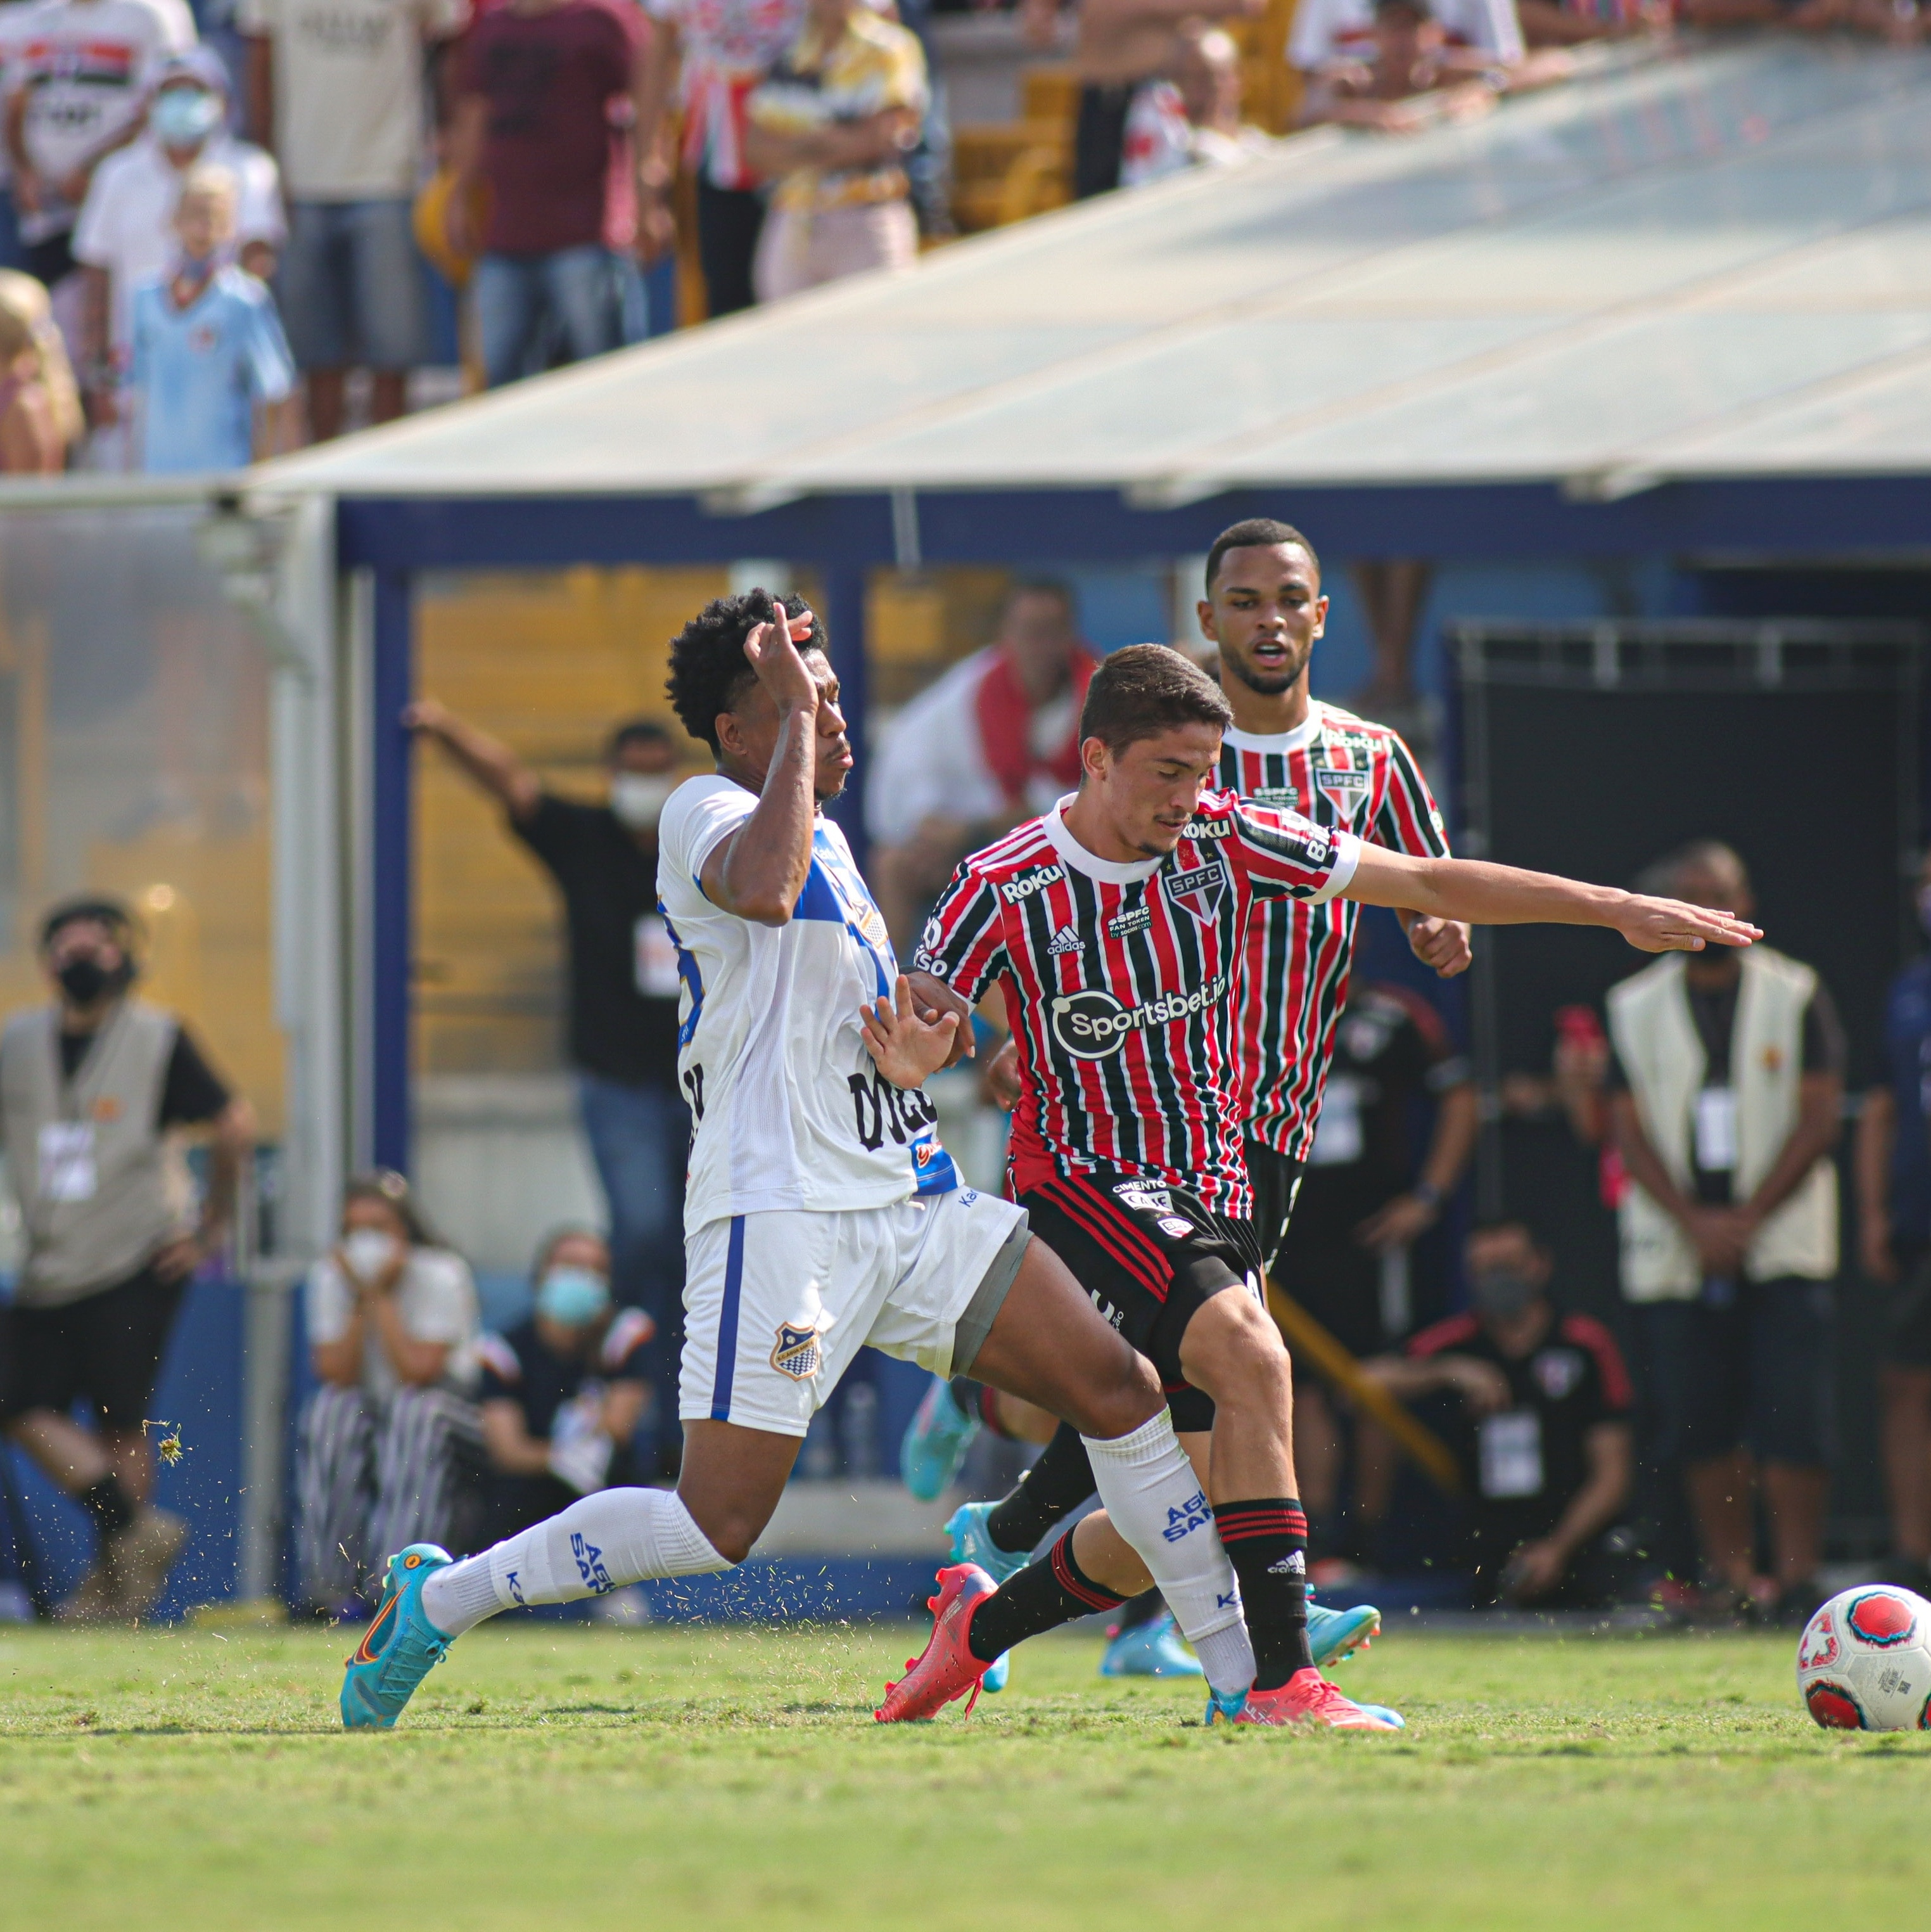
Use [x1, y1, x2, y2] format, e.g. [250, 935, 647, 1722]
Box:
[340, 592, 1273, 1728]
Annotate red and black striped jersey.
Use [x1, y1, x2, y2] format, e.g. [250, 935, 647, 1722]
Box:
[913, 790, 1358, 1218]
[1218, 703, 1448, 1161]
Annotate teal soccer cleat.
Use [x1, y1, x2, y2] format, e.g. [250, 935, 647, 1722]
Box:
[1308, 1597, 1381, 1668]
[1099, 1609, 1204, 1678]
[902, 1379, 981, 1502]
[945, 1502, 1029, 1694]
[340, 1544, 456, 1730]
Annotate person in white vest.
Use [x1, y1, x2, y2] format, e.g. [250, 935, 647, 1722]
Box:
[0, 896, 253, 1620]
[1604, 842, 1844, 1625]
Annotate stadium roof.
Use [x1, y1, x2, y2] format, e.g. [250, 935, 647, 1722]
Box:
[259, 37, 1931, 522]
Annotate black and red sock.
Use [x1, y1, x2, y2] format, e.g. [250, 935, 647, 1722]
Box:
[984, 1423, 1096, 1555]
[966, 1525, 1128, 1664]
[1216, 1498, 1311, 1691]
[1114, 1587, 1164, 1633]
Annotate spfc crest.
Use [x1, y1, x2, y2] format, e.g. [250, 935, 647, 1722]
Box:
[1165, 860, 1227, 925]
[1311, 762, 1371, 824]
[770, 1322, 823, 1380]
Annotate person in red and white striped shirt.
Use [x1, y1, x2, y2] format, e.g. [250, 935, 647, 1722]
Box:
[900, 643, 1757, 1723]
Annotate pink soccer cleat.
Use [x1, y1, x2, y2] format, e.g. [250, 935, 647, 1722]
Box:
[875, 1564, 998, 1722]
[1208, 1666, 1404, 1730]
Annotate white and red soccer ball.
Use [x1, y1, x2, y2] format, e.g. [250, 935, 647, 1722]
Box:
[1796, 1585, 1931, 1731]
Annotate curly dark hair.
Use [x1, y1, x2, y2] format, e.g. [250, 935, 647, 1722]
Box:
[666, 589, 827, 753]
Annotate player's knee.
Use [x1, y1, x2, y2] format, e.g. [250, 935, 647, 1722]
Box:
[1076, 1343, 1164, 1440]
[1183, 1290, 1291, 1410]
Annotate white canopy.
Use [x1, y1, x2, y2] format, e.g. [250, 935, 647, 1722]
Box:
[257, 39, 1931, 505]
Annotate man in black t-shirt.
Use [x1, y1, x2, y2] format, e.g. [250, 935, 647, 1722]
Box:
[1, 896, 254, 1620]
[405, 701, 687, 1466]
[1368, 1220, 1635, 1607]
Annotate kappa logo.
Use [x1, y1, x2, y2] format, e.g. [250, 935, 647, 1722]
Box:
[1048, 924, 1083, 956]
[505, 1568, 526, 1607]
[770, 1322, 824, 1380]
[1000, 864, 1066, 903]
[571, 1532, 615, 1594]
[1107, 904, 1152, 939]
[1112, 1181, 1173, 1214]
[1163, 1492, 1213, 1543]
[1268, 1551, 1308, 1577]
[1165, 861, 1227, 926]
[1217, 1591, 1240, 1611]
[1048, 973, 1231, 1059]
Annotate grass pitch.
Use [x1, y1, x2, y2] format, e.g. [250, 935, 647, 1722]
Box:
[3, 1620, 1928, 1931]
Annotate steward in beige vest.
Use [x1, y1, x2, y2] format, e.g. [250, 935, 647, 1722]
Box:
[1608, 945, 1840, 1300]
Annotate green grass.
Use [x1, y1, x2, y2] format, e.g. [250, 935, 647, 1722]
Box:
[3, 1620, 1928, 1930]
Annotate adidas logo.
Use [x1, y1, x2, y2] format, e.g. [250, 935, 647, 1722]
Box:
[1047, 924, 1082, 956]
[1268, 1551, 1307, 1576]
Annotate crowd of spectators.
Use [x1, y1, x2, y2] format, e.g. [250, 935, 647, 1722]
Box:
[0, 0, 1914, 473]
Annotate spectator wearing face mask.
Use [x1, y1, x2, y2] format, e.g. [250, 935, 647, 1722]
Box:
[476, 1227, 653, 1540]
[0, 895, 253, 1622]
[72, 48, 284, 456]
[404, 700, 688, 1473]
[1366, 1220, 1635, 1607]
[295, 1170, 483, 1616]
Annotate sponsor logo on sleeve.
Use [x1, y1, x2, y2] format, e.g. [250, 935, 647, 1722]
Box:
[770, 1323, 824, 1380]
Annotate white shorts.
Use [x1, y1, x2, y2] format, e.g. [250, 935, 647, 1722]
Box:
[680, 1186, 1028, 1436]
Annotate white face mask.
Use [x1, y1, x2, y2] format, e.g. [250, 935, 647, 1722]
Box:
[341, 1227, 400, 1282]
[610, 772, 676, 831]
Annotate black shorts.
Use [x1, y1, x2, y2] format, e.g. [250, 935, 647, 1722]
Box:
[1887, 1248, 1931, 1369]
[1244, 1141, 1305, 1276]
[1273, 1229, 1389, 1368]
[1019, 1167, 1261, 1434]
[10, 1264, 186, 1432]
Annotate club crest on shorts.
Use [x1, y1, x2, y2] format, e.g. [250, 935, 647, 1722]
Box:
[770, 1322, 823, 1380]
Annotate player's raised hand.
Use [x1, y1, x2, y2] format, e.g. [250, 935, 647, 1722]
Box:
[860, 975, 960, 1088]
[741, 593, 821, 713]
[1614, 895, 1761, 954]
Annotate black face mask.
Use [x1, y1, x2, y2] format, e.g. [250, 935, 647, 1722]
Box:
[56, 956, 126, 1007]
[1470, 1268, 1539, 1321]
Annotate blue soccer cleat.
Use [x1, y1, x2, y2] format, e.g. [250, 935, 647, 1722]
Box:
[1308, 1597, 1381, 1668]
[1099, 1609, 1204, 1678]
[340, 1543, 456, 1730]
[902, 1379, 981, 1502]
[945, 1502, 1030, 1693]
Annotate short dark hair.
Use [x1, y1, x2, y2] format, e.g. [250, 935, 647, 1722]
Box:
[1467, 1219, 1545, 1253]
[342, 1168, 438, 1248]
[1003, 578, 1074, 620]
[1079, 643, 1232, 758]
[606, 717, 673, 764]
[40, 895, 137, 954]
[665, 589, 827, 753]
[1204, 519, 1320, 596]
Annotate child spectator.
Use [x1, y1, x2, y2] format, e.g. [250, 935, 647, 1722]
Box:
[296, 1172, 483, 1617]
[73, 49, 283, 456]
[0, 267, 82, 470]
[2, 0, 196, 300]
[1119, 25, 1271, 189]
[127, 163, 294, 471]
[446, 0, 651, 390]
[743, 0, 925, 301]
[476, 1228, 653, 1541]
[239, 0, 465, 441]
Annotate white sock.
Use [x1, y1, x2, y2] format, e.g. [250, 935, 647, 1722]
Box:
[1081, 1414, 1254, 1697]
[420, 1487, 730, 1637]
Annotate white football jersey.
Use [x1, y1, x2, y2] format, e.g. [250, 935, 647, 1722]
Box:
[657, 774, 960, 1233]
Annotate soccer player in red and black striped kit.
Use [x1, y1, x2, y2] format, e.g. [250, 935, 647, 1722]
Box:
[879, 642, 1757, 1726]
[913, 520, 1473, 1680]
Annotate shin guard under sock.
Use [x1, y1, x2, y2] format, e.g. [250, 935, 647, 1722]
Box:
[967, 1526, 1127, 1663]
[1215, 1498, 1311, 1690]
[421, 1487, 730, 1636]
[985, 1422, 1096, 1554]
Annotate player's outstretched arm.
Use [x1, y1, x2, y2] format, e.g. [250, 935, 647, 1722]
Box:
[859, 975, 960, 1088]
[1344, 845, 1761, 954]
[701, 601, 822, 926]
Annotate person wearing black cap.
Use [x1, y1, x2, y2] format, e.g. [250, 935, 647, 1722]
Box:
[0, 895, 253, 1621]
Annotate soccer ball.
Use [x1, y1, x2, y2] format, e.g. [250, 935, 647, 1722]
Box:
[1796, 1585, 1931, 1731]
